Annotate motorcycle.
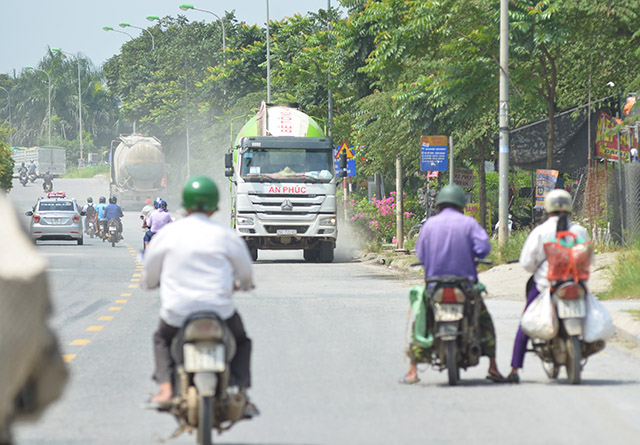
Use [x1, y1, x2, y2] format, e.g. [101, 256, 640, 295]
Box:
[420, 258, 493, 385]
[86, 215, 98, 238]
[19, 171, 28, 186]
[28, 171, 38, 183]
[528, 278, 605, 384]
[150, 312, 249, 445]
[43, 181, 53, 193]
[106, 218, 121, 247]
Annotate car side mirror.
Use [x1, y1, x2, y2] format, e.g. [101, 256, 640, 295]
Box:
[80, 211, 86, 216]
[25, 211, 33, 216]
[224, 153, 233, 169]
[225, 169, 234, 177]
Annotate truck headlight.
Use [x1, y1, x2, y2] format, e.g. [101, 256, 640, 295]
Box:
[319, 217, 336, 226]
[237, 216, 254, 225]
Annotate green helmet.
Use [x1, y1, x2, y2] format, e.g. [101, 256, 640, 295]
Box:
[87, 197, 93, 203]
[183, 175, 219, 212]
[435, 184, 466, 209]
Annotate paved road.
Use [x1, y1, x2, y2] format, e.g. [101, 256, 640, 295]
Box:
[7, 178, 640, 444]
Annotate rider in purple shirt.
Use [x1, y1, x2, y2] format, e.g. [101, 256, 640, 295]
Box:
[144, 199, 173, 249]
[402, 184, 504, 384]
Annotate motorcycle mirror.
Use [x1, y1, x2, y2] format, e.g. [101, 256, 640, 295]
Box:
[224, 153, 234, 169]
[80, 211, 86, 216]
[25, 211, 33, 216]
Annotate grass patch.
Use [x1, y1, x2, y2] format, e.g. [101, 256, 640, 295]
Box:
[488, 229, 529, 266]
[624, 309, 640, 321]
[605, 242, 640, 300]
[64, 164, 110, 179]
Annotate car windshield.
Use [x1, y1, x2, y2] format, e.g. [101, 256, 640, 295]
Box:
[38, 201, 75, 212]
[240, 148, 334, 182]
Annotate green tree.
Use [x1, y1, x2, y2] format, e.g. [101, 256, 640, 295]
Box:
[0, 126, 14, 192]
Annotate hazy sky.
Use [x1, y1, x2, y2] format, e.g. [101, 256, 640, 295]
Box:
[0, 0, 338, 75]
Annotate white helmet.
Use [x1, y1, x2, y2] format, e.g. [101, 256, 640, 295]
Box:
[544, 189, 572, 214]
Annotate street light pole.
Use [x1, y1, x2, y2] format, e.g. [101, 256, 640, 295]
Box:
[266, 0, 271, 103]
[0, 86, 12, 146]
[103, 26, 134, 40]
[51, 48, 83, 165]
[26, 66, 52, 146]
[119, 22, 155, 50]
[498, 0, 510, 246]
[178, 5, 226, 53]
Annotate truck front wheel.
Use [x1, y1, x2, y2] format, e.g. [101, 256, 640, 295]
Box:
[303, 248, 320, 262]
[319, 241, 334, 263]
[249, 247, 258, 262]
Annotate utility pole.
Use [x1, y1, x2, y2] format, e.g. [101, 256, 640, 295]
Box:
[266, 0, 271, 103]
[395, 154, 406, 251]
[498, 0, 510, 245]
[327, 0, 333, 139]
[449, 135, 454, 184]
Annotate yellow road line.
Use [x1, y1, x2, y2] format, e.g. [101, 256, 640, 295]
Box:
[70, 339, 91, 346]
[62, 354, 76, 363]
[116, 299, 128, 304]
[130, 278, 140, 282]
[108, 306, 122, 311]
[87, 325, 104, 331]
[132, 273, 141, 277]
[99, 316, 114, 321]
[121, 293, 132, 297]
[128, 284, 139, 289]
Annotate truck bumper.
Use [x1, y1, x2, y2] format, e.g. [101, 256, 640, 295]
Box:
[236, 213, 337, 250]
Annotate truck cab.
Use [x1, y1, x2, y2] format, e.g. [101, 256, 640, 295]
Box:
[229, 134, 337, 262]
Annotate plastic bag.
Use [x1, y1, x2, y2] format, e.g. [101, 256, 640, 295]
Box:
[544, 231, 594, 282]
[521, 290, 559, 340]
[583, 292, 615, 342]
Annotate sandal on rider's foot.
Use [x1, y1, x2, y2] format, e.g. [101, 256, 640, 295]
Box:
[506, 374, 520, 384]
[486, 373, 506, 383]
[243, 402, 260, 418]
[398, 375, 420, 385]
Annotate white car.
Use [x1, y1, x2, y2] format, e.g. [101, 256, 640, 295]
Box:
[25, 192, 84, 245]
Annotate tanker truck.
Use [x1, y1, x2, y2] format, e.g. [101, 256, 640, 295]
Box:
[109, 135, 166, 210]
[224, 102, 338, 262]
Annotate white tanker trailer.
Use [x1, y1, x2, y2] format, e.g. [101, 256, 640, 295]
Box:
[109, 135, 166, 210]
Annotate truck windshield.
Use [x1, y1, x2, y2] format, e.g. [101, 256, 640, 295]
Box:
[240, 148, 333, 182]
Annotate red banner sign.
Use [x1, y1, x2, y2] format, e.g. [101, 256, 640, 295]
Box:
[595, 111, 636, 162]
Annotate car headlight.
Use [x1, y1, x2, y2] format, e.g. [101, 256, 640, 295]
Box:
[236, 216, 254, 225]
[319, 217, 336, 226]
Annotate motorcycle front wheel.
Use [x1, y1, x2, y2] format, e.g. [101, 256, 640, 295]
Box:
[197, 395, 213, 445]
[566, 335, 582, 384]
[445, 340, 459, 386]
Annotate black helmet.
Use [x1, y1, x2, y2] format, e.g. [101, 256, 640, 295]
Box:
[99, 196, 106, 203]
[160, 200, 168, 210]
[109, 196, 117, 204]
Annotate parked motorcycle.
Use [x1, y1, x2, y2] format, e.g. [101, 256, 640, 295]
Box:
[527, 278, 605, 384]
[420, 258, 493, 385]
[150, 312, 249, 445]
[19, 171, 28, 186]
[106, 219, 121, 247]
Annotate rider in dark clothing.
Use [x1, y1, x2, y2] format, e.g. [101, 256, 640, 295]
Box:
[104, 196, 124, 235]
[42, 171, 53, 191]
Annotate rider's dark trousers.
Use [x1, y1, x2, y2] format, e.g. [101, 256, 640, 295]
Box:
[152, 312, 252, 388]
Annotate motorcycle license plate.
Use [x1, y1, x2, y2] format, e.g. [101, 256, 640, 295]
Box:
[183, 342, 225, 372]
[109, 228, 116, 233]
[277, 229, 297, 236]
[556, 298, 586, 319]
[433, 303, 464, 322]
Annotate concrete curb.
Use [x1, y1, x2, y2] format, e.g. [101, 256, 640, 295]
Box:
[611, 311, 640, 347]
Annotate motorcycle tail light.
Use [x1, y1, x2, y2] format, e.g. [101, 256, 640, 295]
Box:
[185, 318, 224, 341]
[555, 283, 584, 300]
[33, 214, 41, 223]
[72, 214, 80, 223]
[434, 286, 466, 303]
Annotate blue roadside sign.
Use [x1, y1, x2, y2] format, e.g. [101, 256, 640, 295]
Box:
[334, 142, 356, 177]
[420, 135, 448, 172]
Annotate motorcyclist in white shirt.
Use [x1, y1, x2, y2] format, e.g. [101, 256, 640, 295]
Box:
[506, 189, 589, 383]
[143, 176, 258, 417]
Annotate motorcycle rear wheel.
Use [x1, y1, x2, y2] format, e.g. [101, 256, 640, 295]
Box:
[566, 336, 582, 384]
[197, 395, 213, 445]
[445, 340, 459, 386]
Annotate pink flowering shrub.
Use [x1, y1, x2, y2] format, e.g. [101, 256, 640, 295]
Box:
[349, 192, 420, 243]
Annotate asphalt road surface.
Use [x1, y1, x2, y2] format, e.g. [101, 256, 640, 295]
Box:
[7, 178, 640, 444]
